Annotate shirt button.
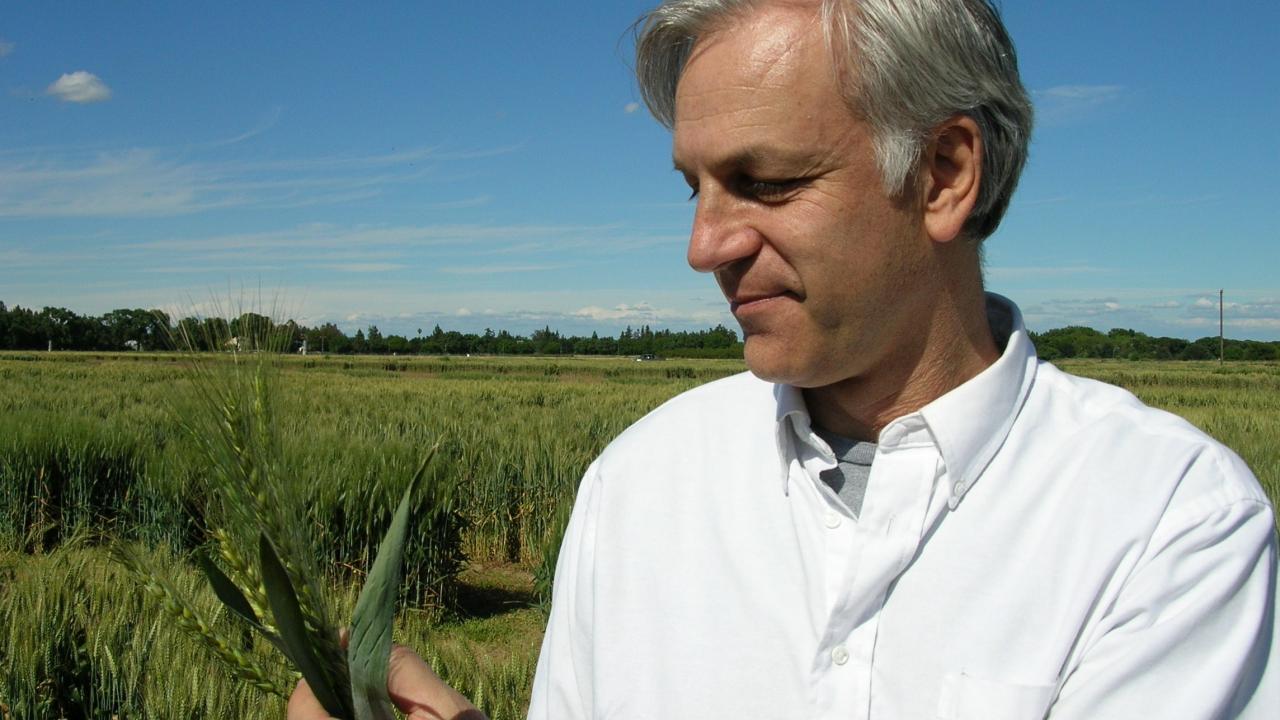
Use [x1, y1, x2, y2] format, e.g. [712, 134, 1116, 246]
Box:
[831, 646, 850, 666]
[951, 481, 965, 498]
[824, 511, 841, 529]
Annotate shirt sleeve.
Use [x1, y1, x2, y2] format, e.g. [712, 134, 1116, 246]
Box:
[1050, 449, 1279, 719]
[526, 461, 602, 720]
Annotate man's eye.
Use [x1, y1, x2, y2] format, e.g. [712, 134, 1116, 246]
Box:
[741, 178, 802, 201]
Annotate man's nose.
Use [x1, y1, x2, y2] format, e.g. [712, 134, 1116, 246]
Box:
[686, 191, 761, 274]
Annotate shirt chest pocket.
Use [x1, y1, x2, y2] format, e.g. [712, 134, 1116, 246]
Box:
[935, 671, 1057, 720]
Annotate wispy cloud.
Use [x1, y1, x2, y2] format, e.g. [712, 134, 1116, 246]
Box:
[0, 143, 497, 219]
[1012, 289, 1280, 340]
[438, 264, 565, 275]
[1034, 84, 1122, 125]
[1017, 195, 1071, 208]
[313, 263, 407, 273]
[574, 303, 663, 322]
[126, 222, 621, 254]
[1039, 85, 1123, 102]
[987, 265, 1109, 280]
[624, 102, 640, 114]
[421, 195, 492, 210]
[570, 302, 725, 326]
[336, 302, 728, 335]
[1186, 295, 1280, 321]
[139, 264, 287, 274]
[0, 40, 14, 58]
[0, 220, 662, 282]
[1094, 193, 1223, 210]
[203, 106, 284, 148]
[1025, 296, 1126, 318]
[47, 71, 112, 103]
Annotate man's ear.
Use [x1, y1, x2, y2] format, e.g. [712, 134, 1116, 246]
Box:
[922, 115, 982, 244]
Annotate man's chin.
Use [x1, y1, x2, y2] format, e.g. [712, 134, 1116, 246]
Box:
[742, 337, 806, 386]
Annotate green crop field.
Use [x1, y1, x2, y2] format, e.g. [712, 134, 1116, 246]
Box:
[1, 352, 1276, 719]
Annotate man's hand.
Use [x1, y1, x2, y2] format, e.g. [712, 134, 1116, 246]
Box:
[286, 644, 487, 720]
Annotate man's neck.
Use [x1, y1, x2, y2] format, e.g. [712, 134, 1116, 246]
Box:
[804, 290, 999, 443]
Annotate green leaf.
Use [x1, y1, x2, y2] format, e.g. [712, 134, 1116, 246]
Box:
[194, 551, 288, 655]
[347, 450, 434, 720]
[195, 551, 260, 626]
[259, 533, 352, 719]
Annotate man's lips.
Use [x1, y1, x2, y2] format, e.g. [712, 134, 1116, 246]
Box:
[728, 291, 796, 313]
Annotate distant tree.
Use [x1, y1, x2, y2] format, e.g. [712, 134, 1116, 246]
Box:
[1179, 343, 1213, 361]
[386, 334, 409, 354]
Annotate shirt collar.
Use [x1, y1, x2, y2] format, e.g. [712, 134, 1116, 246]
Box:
[775, 381, 811, 494]
[772, 293, 1038, 506]
[918, 293, 1037, 507]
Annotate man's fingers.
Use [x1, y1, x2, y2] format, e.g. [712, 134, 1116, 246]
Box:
[286, 679, 336, 720]
[388, 644, 485, 719]
[287, 643, 485, 720]
[387, 644, 450, 714]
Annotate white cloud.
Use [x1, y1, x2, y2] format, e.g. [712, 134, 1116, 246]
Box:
[987, 265, 1108, 280]
[0, 40, 14, 58]
[206, 106, 282, 147]
[1171, 317, 1280, 331]
[1006, 288, 1280, 340]
[1185, 296, 1280, 321]
[438, 264, 564, 275]
[314, 263, 406, 273]
[1023, 297, 1124, 320]
[573, 303, 667, 322]
[1039, 85, 1123, 102]
[46, 71, 112, 103]
[1034, 84, 1122, 125]
[624, 102, 640, 114]
[0, 144, 498, 219]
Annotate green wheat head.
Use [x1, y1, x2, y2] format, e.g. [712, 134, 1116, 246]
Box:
[110, 313, 446, 720]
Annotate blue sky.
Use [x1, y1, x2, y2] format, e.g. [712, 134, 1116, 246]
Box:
[2, 1, 1277, 340]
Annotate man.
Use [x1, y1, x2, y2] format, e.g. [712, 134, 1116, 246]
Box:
[293, 1, 1277, 717]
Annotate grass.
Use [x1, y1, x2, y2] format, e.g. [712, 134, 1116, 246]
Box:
[1, 352, 1276, 718]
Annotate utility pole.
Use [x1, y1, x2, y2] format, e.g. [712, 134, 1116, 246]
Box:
[1219, 289, 1224, 365]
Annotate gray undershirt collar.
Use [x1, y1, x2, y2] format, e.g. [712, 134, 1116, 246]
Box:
[813, 427, 876, 518]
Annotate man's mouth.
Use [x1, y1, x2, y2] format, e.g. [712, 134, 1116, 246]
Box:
[728, 291, 796, 314]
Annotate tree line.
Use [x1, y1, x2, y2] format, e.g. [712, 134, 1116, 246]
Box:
[1030, 326, 1279, 362]
[0, 302, 743, 359]
[2, 301, 1277, 361]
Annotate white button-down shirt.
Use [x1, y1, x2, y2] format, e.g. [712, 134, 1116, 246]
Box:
[528, 297, 1278, 719]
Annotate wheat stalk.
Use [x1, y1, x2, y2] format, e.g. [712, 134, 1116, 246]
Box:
[111, 544, 292, 699]
[109, 310, 443, 719]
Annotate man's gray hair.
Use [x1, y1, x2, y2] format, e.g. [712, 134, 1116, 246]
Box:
[635, 0, 1033, 241]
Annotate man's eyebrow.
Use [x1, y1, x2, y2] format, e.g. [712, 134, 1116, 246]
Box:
[673, 146, 820, 175]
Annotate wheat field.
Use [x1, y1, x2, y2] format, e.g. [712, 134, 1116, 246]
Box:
[1, 353, 1275, 718]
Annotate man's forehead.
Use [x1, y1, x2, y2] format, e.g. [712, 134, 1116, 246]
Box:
[671, 3, 853, 171]
[672, 2, 839, 122]
[684, 2, 826, 82]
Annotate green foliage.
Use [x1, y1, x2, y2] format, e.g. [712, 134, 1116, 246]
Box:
[348, 455, 437, 720]
[5, 352, 1275, 718]
[1028, 325, 1280, 362]
[1, 543, 296, 718]
[0, 352, 723, 718]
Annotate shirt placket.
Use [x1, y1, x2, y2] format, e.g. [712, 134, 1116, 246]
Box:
[809, 427, 943, 719]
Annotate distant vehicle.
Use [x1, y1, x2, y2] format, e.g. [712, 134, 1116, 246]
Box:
[635, 353, 662, 362]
